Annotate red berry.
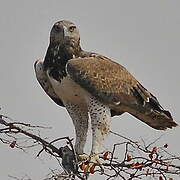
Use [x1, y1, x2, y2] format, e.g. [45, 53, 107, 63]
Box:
[102, 151, 110, 160]
[152, 147, 158, 153]
[90, 164, 96, 174]
[9, 141, 16, 148]
[149, 153, 154, 160]
[164, 144, 168, 148]
[127, 154, 132, 162]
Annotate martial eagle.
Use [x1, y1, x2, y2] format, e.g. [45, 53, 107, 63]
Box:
[34, 20, 177, 165]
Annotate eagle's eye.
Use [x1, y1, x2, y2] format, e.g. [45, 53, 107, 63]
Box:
[69, 25, 76, 32]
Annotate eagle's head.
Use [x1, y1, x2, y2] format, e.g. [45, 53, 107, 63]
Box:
[50, 20, 80, 49]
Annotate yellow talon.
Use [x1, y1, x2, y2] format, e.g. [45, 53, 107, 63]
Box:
[78, 154, 89, 162]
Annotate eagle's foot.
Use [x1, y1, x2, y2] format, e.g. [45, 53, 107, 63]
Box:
[79, 154, 104, 174]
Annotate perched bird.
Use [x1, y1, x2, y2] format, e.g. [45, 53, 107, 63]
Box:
[34, 20, 177, 165]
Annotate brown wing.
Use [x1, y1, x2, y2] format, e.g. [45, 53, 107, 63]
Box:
[34, 58, 122, 117]
[67, 56, 178, 130]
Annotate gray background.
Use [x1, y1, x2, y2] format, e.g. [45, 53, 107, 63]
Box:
[0, 0, 179, 179]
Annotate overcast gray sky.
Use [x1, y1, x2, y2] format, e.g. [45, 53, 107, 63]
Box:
[0, 0, 180, 179]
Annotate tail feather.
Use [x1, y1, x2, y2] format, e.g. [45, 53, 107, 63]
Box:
[129, 83, 178, 130]
[129, 107, 177, 130]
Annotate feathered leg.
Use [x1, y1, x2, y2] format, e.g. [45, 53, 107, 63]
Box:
[65, 103, 89, 155]
[87, 96, 111, 163]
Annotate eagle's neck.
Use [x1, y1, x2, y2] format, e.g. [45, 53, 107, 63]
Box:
[43, 42, 81, 81]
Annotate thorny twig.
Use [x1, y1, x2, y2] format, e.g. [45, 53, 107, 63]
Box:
[0, 114, 180, 180]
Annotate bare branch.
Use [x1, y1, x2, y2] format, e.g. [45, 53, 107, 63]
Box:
[1, 114, 180, 180]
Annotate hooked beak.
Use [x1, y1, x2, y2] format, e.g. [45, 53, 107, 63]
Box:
[63, 25, 70, 37]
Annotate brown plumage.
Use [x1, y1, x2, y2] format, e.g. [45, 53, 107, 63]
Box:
[67, 56, 177, 130]
[35, 20, 177, 167]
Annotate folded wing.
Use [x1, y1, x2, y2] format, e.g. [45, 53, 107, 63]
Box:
[34, 59, 64, 107]
[66, 56, 178, 130]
